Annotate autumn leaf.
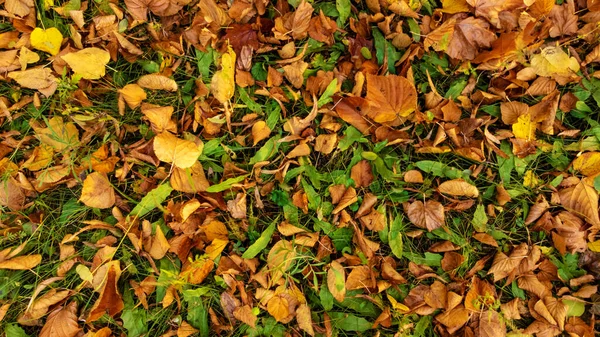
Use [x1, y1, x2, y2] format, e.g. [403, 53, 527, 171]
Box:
[267, 295, 289, 322]
[350, 160, 374, 188]
[119, 84, 147, 109]
[296, 304, 315, 336]
[233, 305, 257, 328]
[531, 46, 580, 77]
[137, 74, 178, 91]
[406, 200, 445, 231]
[30, 27, 63, 56]
[61, 48, 110, 80]
[572, 152, 600, 177]
[0, 254, 42, 270]
[364, 73, 417, 122]
[211, 44, 236, 104]
[438, 179, 479, 198]
[251, 121, 271, 146]
[88, 261, 124, 322]
[79, 172, 116, 209]
[327, 261, 346, 302]
[40, 302, 80, 337]
[559, 181, 600, 226]
[153, 132, 202, 169]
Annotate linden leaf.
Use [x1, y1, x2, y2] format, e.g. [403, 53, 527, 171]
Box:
[61, 48, 110, 80]
[559, 181, 600, 226]
[8, 67, 57, 91]
[512, 113, 536, 140]
[438, 179, 479, 198]
[30, 27, 63, 56]
[406, 200, 445, 231]
[137, 74, 178, 91]
[153, 132, 201, 169]
[233, 305, 257, 328]
[79, 172, 116, 209]
[365, 73, 417, 122]
[118, 84, 147, 109]
[531, 46, 580, 77]
[40, 302, 80, 337]
[267, 295, 289, 322]
[211, 44, 236, 104]
[0, 254, 42, 270]
[572, 152, 600, 177]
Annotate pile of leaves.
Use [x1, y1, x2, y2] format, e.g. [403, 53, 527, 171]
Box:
[1, 0, 600, 335]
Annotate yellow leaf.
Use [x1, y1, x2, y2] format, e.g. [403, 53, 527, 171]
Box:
[32, 117, 80, 151]
[141, 103, 177, 134]
[61, 47, 110, 80]
[148, 225, 170, 260]
[118, 84, 147, 109]
[153, 132, 201, 169]
[8, 67, 57, 90]
[327, 261, 346, 302]
[512, 113, 536, 140]
[296, 304, 314, 336]
[531, 46, 580, 77]
[267, 295, 289, 322]
[588, 240, 600, 252]
[211, 44, 236, 104]
[438, 179, 479, 198]
[30, 27, 63, 56]
[19, 46, 40, 70]
[441, 0, 470, 13]
[79, 172, 116, 209]
[205, 238, 228, 261]
[21, 145, 54, 171]
[523, 170, 540, 188]
[0, 254, 42, 270]
[572, 152, 600, 177]
[137, 74, 178, 91]
[251, 121, 271, 146]
[233, 305, 257, 328]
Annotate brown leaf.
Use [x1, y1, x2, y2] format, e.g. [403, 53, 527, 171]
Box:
[177, 321, 199, 337]
[425, 17, 497, 60]
[79, 172, 116, 209]
[559, 181, 600, 226]
[436, 305, 470, 328]
[233, 305, 257, 328]
[488, 243, 528, 281]
[332, 186, 357, 214]
[148, 225, 170, 260]
[364, 73, 417, 122]
[19, 289, 71, 325]
[171, 162, 210, 193]
[227, 193, 247, 219]
[141, 103, 177, 134]
[40, 302, 80, 337]
[88, 261, 124, 322]
[282, 61, 308, 88]
[137, 74, 178, 91]
[0, 177, 27, 211]
[438, 179, 479, 198]
[291, 1, 313, 40]
[549, 1, 578, 37]
[346, 265, 375, 290]
[406, 200, 445, 231]
[350, 160, 374, 188]
[296, 304, 314, 336]
[314, 134, 337, 154]
[404, 170, 424, 183]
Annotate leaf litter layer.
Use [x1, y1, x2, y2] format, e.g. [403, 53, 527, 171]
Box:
[0, 0, 600, 336]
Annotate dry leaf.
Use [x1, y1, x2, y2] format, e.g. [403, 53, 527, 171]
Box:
[62, 48, 110, 79]
[119, 84, 147, 109]
[0, 254, 42, 270]
[79, 172, 116, 209]
[252, 121, 271, 146]
[406, 200, 445, 231]
[40, 302, 80, 337]
[233, 305, 257, 328]
[438, 179, 479, 198]
[138, 74, 178, 91]
[350, 160, 374, 188]
[296, 304, 314, 336]
[559, 181, 600, 226]
[365, 73, 418, 122]
[211, 45, 236, 103]
[327, 261, 346, 302]
[154, 132, 202, 169]
[88, 262, 124, 322]
[267, 295, 289, 322]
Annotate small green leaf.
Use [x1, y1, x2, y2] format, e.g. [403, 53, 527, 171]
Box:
[564, 299, 585, 317]
[130, 183, 173, 218]
[472, 204, 488, 232]
[328, 312, 372, 332]
[389, 216, 403, 259]
[317, 78, 338, 107]
[122, 308, 148, 337]
[205, 175, 247, 193]
[5, 324, 30, 337]
[241, 222, 276, 259]
[336, 0, 351, 25]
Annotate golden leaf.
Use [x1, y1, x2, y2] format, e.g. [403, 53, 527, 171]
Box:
[267, 295, 289, 322]
[296, 303, 314, 336]
[33, 117, 80, 151]
[346, 265, 375, 290]
[118, 83, 147, 109]
[211, 45, 236, 103]
[438, 179, 479, 198]
[8, 67, 57, 90]
[141, 103, 177, 134]
[61, 48, 110, 79]
[572, 152, 600, 177]
[251, 121, 271, 146]
[233, 305, 257, 328]
[30, 27, 63, 56]
[153, 132, 201, 169]
[314, 134, 337, 154]
[512, 113, 536, 140]
[79, 172, 116, 209]
[171, 162, 210, 193]
[0, 254, 42, 270]
[530, 46, 580, 77]
[148, 225, 170, 260]
[137, 74, 178, 91]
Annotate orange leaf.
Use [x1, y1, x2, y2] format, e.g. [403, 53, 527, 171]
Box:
[40, 302, 80, 337]
[559, 181, 600, 226]
[365, 73, 417, 122]
[327, 261, 346, 302]
[267, 295, 289, 322]
[88, 262, 124, 322]
[79, 172, 116, 209]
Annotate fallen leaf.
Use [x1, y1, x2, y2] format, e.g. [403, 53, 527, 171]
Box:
[327, 261, 346, 302]
[153, 132, 201, 169]
[88, 261, 124, 322]
[30, 27, 63, 56]
[531, 46, 580, 77]
[350, 160, 374, 188]
[438, 179, 479, 198]
[267, 295, 289, 322]
[119, 84, 147, 109]
[365, 73, 417, 122]
[296, 304, 314, 336]
[138, 74, 178, 91]
[148, 225, 170, 260]
[79, 172, 116, 209]
[346, 265, 375, 290]
[233, 305, 257, 328]
[211, 44, 236, 103]
[0, 254, 42, 270]
[406, 200, 445, 231]
[61, 48, 110, 80]
[252, 121, 271, 146]
[40, 302, 80, 337]
[559, 181, 600, 226]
